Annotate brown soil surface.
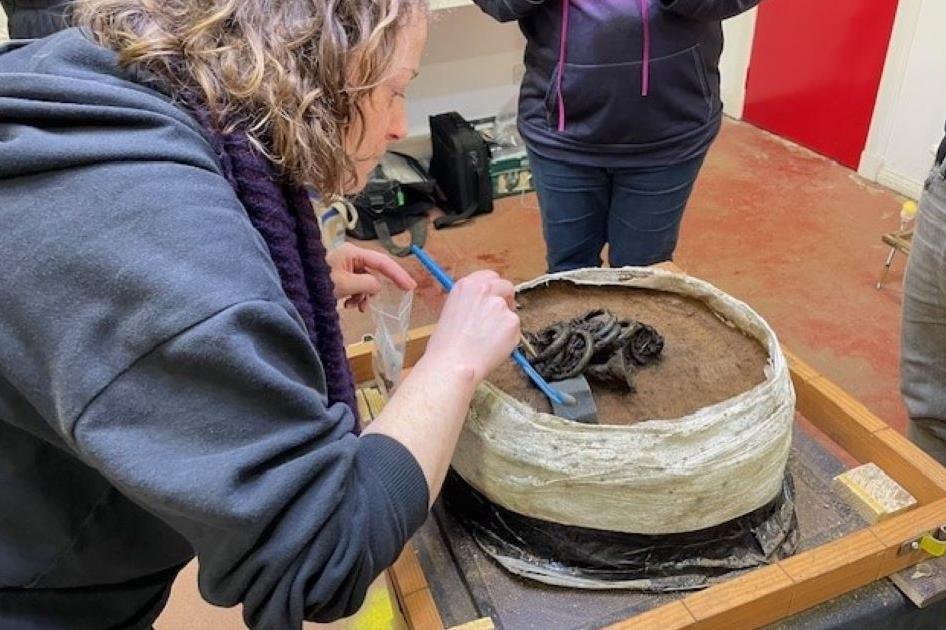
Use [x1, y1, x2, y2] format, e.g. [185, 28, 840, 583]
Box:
[489, 281, 769, 425]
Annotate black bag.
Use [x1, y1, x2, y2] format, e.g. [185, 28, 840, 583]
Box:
[348, 152, 435, 256]
[429, 112, 493, 229]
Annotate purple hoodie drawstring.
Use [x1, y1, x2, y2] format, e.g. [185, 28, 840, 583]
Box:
[555, 0, 651, 133]
[555, 0, 570, 131]
[640, 0, 651, 96]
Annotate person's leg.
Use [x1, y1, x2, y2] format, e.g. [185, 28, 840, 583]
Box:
[527, 148, 610, 272]
[606, 153, 706, 267]
[902, 161, 946, 464]
[907, 421, 946, 465]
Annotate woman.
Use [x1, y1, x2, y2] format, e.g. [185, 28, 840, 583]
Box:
[473, 0, 760, 271]
[0, 1, 520, 628]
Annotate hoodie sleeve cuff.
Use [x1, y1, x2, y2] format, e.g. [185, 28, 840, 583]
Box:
[355, 434, 430, 564]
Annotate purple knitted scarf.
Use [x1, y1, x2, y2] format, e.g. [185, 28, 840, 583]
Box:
[189, 110, 359, 427]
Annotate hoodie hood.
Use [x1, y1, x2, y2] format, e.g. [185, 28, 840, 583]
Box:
[0, 30, 217, 182]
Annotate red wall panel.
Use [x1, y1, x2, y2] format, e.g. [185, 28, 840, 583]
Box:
[743, 0, 900, 169]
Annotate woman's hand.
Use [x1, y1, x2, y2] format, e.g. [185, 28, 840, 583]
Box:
[325, 242, 417, 311]
[418, 270, 521, 384]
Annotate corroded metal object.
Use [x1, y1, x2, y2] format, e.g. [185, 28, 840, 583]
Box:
[523, 309, 664, 391]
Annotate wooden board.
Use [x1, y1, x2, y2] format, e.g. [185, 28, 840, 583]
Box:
[833, 463, 917, 524]
[348, 283, 946, 629]
[890, 556, 946, 608]
[447, 618, 495, 630]
[682, 564, 795, 629]
[389, 547, 445, 630]
[778, 529, 886, 615]
[603, 602, 696, 630]
[346, 323, 435, 385]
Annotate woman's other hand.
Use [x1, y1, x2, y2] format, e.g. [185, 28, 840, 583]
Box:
[326, 242, 417, 311]
[419, 270, 521, 384]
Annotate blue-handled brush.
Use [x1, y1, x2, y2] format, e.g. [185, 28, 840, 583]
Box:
[409, 244, 575, 407]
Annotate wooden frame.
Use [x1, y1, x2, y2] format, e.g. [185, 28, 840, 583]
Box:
[347, 331, 946, 630]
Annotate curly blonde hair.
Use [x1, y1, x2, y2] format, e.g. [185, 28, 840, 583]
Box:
[74, 0, 426, 195]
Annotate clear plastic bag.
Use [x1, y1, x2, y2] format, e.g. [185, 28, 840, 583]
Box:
[493, 94, 521, 150]
[370, 276, 414, 399]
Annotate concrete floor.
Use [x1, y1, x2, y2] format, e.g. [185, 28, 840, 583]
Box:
[157, 117, 913, 627]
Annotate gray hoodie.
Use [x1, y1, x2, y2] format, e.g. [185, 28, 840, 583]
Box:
[0, 29, 428, 630]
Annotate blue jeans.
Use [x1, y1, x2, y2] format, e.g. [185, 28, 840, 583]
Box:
[527, 149, 706, 272]
[902, 160, 946, 464]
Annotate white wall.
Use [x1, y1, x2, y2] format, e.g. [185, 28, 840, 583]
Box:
[720, 8, 758, 120]
[406, 5, 525, 138]
[860, 0, 946, 199]
[404, 2, 757, 145]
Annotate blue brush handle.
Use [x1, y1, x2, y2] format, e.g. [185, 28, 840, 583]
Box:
[409, 245, 568, 406]
[410, 245, 455, 291]
[511, 349, 568, 405]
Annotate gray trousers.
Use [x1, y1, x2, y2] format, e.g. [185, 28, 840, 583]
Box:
[902, 157, 946, 464]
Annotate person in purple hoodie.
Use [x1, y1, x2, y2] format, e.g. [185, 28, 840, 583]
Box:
[473, 0, 761, 271]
